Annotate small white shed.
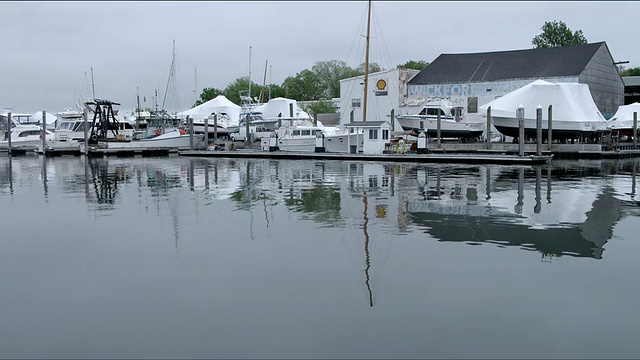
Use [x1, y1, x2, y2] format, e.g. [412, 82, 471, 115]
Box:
[345, 120, 392, 155]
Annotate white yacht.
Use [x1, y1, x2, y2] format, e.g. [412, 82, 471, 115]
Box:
[0, 118, 54, 151]
[396, 97, 485, 141]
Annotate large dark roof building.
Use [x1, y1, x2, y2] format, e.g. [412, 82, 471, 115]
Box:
[408, 42, 624, 117]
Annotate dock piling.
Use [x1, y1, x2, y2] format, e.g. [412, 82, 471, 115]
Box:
[536, 105, 542, 156]
[41, 110, 47, 153]
[548, 105, 553, 151]
[517, 105, 524, 156]
[486, 106, 492, 150]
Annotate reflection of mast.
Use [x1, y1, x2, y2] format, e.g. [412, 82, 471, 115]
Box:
[363, 191, 373, 307]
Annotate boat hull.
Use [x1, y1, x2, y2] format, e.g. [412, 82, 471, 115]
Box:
[101, 132, 205, 150]
[398, 117, 485, 139]
[492, 116, 607, 141]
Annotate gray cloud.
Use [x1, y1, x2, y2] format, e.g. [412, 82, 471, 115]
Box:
[1, 1, 636, 115]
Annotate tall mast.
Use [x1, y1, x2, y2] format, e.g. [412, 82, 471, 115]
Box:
[260, 59, 268, 104]
[90, 67, 96, 101]
[162, 39, 176, 114]
[248, 46, 252, 101]
[362, 0, 372, 122]
[194, 67, 198, 107]
[136, 87, 141, 131]
[269, 64, 272, 101]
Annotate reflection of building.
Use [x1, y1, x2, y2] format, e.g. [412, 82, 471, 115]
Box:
[405, 165, 631, 259]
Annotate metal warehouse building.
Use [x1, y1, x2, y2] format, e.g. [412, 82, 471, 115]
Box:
[406, 42, 624, 121]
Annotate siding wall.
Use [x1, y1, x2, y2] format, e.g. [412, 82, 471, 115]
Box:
[579, 44, 625, 116]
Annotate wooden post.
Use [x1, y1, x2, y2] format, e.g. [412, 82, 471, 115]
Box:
[486, 106, 492, 150]
[7, 112, 12, 155]
[213, 113, 218, 144]
[245, 113, 250, 148]
[536, 105, 542, 156]
[188, 116, 194, 150]
[517, 105, 525, 157]
[204, 114, 209, 148]
[390, 109, 395, 132]
[41, 110, 47, 154]
[547, 105, 553, 151]
[436, 111, 441, 149]
[634, 112, 638, 150]
[83, 106, 89, 155]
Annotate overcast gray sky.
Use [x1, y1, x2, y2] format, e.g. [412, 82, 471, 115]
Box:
[1, 1, 637, 115]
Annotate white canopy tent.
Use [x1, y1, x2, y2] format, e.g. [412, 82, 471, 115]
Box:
[254, 97, 312, 120]
[478, 79, 607, 123]
[607, 102, 640, 130]
[178, 95, 241, 122]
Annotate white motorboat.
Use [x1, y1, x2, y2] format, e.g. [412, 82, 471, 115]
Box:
[273, 119, 324, 152]
[97, 128, 204, 151]
[396, 97, 485, 141]
[478, 80, 608, 142]
[0, 121, 54, 151]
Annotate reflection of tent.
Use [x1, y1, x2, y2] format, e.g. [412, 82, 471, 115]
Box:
[254, 97, 311, 119]
[478, 80, 607, 123]
[31, 111, 58, 126]
[607, 102, 640, 131]
[178, 95, 241, 122]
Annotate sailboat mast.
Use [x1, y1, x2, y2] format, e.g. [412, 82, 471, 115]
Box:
[248, 46, 252, 101]
[136, 87, 141, 131]
[90, 67, 96, 100]
[269, 64, 272, 101]
[162, 39, 176, 114]
[194, 67, 198, 106]
[260, 59, 268, 104]
[362, 0, 372, 122]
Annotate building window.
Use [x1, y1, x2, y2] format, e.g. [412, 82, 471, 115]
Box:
[369, 129, 378, 140]
[352, 99, 361, 108]
[467, 97, 478, 113]
[382, 129, 389, 140]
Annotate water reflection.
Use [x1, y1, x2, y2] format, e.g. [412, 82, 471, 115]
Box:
[0, 155, 639, 262]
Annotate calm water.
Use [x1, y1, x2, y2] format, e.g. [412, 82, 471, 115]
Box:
[0, 154, 639, 359]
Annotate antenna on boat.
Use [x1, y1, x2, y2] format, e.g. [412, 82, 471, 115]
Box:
[136, 86, 141, 132]
[362, 0, 372, 122]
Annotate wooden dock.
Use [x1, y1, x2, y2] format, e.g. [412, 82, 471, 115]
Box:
[179, 149, 552, 165]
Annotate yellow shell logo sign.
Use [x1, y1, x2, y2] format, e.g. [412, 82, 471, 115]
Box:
[376, 79, 386, 91]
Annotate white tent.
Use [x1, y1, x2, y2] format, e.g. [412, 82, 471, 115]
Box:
[254, 97, 312, 119]
[607, 102, 640, 130]
[178, 95, 241, 122]
[478, 79, 607, 123]
[31, 111, 58, 126]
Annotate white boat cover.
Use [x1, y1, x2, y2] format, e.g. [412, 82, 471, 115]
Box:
[178, 95, 241, 122]
[607, 102, 640, 130]
[31, 111, 58, 126]
[253, 97, 312, 119]
[478, 79, 607, 123]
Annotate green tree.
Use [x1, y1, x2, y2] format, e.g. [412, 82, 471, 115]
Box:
[397, 60, 429, 70]
[283, 69, 324, 101]
[354, 62, 383, 75]
[196, 87, 223, 106]
[532, 20, 587, 48]
[621, 67, 640, 76]
[221, 77, 265, 105]
[311, 60, 358, 99]
[302, 99, 337, 115]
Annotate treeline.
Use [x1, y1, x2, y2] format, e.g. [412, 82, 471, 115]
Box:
[195, 60, 429, 114]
